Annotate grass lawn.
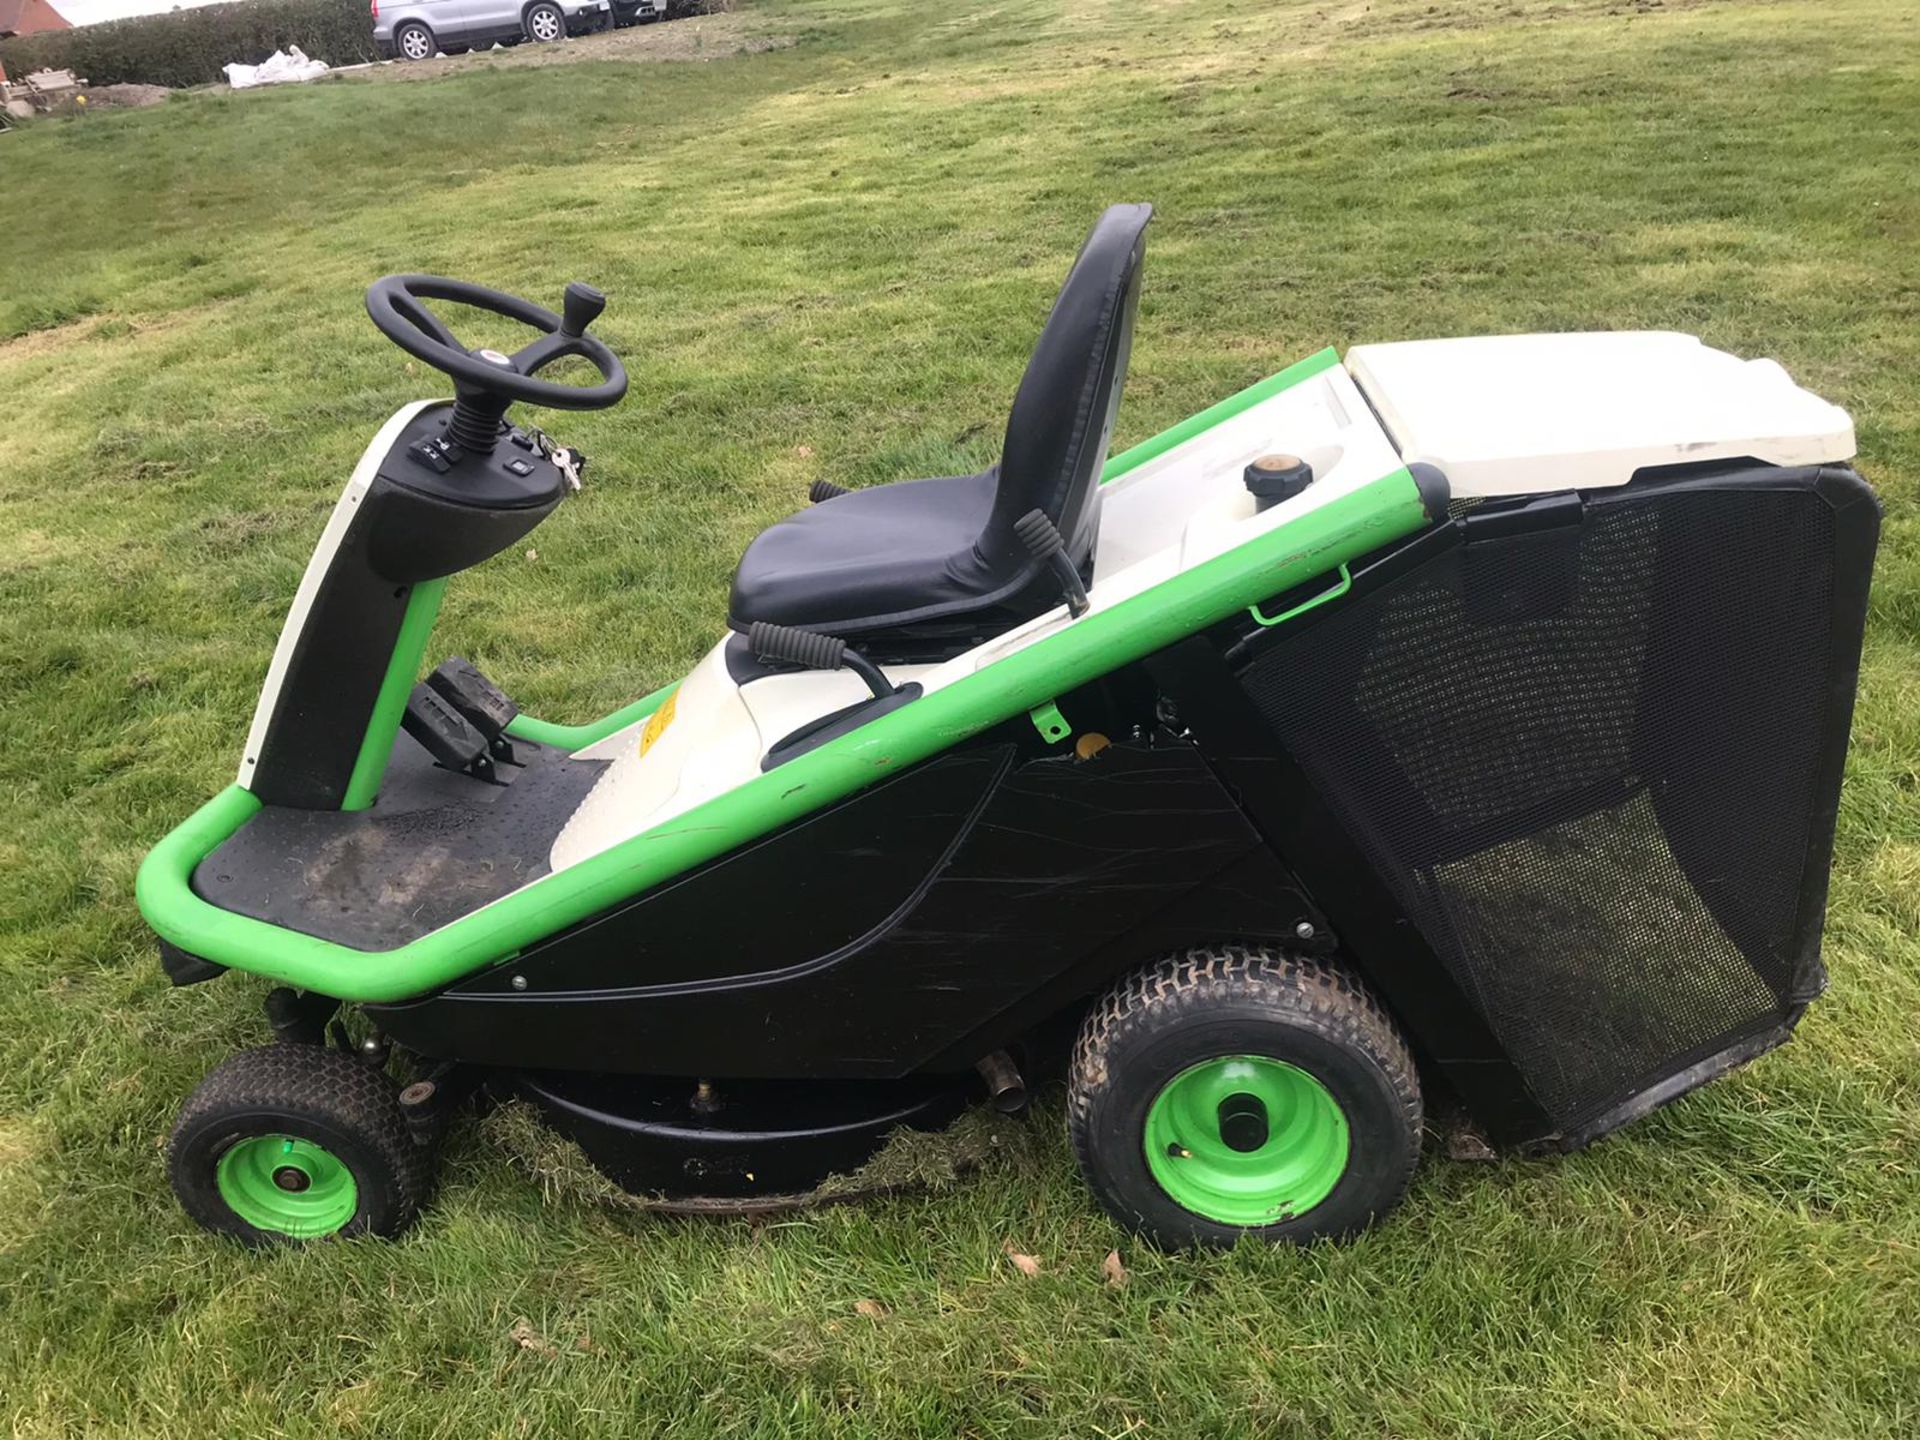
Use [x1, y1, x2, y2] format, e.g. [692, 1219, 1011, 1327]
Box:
[3, 0, 1919, 1433]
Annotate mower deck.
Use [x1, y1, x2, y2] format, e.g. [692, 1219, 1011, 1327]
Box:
[509, 1070, 972, 1201]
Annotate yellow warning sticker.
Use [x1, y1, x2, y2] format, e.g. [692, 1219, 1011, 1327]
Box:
[638, 692, 678, 757]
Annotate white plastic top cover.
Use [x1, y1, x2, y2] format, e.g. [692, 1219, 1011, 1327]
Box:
[1345, 331, 1856, 497]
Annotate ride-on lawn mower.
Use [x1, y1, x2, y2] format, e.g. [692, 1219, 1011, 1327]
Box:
[139, 205, 1878, 1248]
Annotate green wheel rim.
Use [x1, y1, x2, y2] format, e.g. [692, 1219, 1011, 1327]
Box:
[215, 1134, 358, 1238]
[1144, 1056, 1349, 1226]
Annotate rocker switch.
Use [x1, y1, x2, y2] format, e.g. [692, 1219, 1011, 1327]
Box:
[407, 438, 453, 475]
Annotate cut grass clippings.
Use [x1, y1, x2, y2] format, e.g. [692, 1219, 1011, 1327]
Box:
[483, 1096, 1030, 1213]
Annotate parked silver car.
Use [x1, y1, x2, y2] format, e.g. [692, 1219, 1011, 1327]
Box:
[371, 0, 616, 61]
[611, 0, 666, 26]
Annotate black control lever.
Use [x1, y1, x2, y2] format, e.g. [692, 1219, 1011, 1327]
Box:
[748, 621, 896, 700]
[1015, 509, 1091, 618]
[559, 281, 606, 337]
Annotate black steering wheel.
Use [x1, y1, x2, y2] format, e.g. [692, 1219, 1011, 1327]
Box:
[365, 274, 628, 412]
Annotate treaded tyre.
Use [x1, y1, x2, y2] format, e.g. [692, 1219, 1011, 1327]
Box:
[168, 1043, 431, 1246]
[1068, 946, 1421, 1249]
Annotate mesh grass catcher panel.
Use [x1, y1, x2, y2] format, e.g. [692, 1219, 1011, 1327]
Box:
[1237, 467, 1877, 1139]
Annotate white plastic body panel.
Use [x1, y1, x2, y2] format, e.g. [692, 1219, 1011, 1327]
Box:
[236, 400, 438, 792]
[1346, 332, 1855, 497]
[546, 361, 1404, 869]
[547, 642, 762, 872]
[1092, 359, 1404, 580]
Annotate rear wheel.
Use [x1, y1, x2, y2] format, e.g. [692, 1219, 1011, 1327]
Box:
[1068, 946, 1421, 1248]
[393, 21, 435, 61]
[168, 1043, 431, 1245]
[525, 2, 565, 42]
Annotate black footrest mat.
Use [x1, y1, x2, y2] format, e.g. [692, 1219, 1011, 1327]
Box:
[191, 740, 607, 950]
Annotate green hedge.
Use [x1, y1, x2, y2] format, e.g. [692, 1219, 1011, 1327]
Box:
[0, 0, 383, 90]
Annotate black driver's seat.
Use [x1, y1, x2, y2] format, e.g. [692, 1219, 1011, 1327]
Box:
[727, 203, 1152, 663]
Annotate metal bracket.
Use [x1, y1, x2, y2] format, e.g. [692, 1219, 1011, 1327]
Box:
[1028, 700, 1072, 744]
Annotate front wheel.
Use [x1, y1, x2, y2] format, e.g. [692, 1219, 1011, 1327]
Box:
[168, 1043, 432, 1245]
[524, 2, 566, 42]
[1068, 947, 1422, 1249]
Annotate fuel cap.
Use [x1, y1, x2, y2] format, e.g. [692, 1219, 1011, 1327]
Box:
[1244, 453, 1315, 510]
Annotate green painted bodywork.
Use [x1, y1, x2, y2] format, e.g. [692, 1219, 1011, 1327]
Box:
[137, 352, 1429, 1004]
[215, 1134, 359, 1237]
[342, 578, 447, 811]
[1143, 1055, 1350, 1226]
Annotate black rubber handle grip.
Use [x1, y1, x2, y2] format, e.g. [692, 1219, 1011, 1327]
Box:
[1014, 508, 1066, 560]
[1014, 508, 1090, 618]
[749, 621, 847, 672]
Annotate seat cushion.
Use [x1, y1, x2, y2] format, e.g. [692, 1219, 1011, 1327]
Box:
[729, 469, 1047, 636]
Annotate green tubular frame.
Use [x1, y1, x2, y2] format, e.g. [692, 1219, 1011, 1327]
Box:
[342, 578, 447, 811]
[137, 349, 1426, 1004]
[502, 681, 681, 750]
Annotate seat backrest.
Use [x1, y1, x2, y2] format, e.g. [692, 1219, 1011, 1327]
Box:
[986, 203, 1152, 572]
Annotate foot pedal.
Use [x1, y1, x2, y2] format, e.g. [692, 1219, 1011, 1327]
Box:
[426, 657, 519, 761]
[401, 682, 497, 781]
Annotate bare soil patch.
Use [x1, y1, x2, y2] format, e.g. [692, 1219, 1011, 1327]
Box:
[85, 83, 172, 107]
